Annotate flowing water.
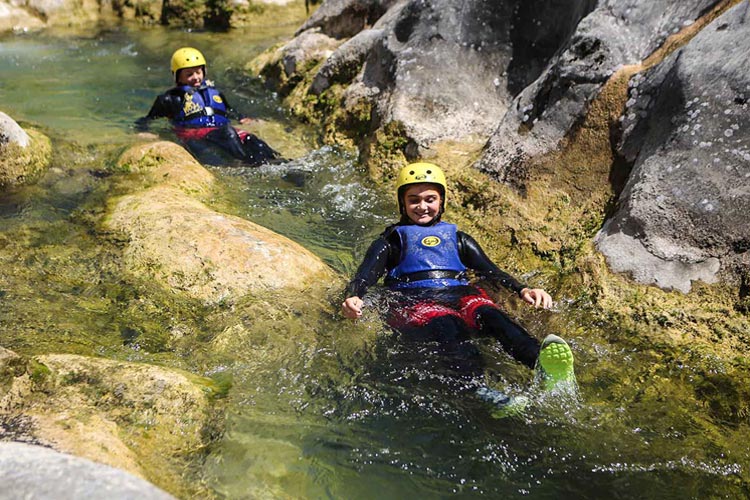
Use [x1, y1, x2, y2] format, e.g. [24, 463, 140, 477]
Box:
[0, 25, 747, 499]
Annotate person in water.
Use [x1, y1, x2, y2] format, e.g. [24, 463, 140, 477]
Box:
[341, 162, 576, 392]
[136, 47, 281, 166]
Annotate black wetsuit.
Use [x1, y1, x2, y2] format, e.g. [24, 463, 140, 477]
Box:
[346, 221, 541, 368]
[135, 83, 281, 166]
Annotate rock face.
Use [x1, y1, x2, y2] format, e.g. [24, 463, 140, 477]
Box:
[259, 0, 750, 292]
[0, 442, 174, 500]
[0, 346, 217, 495]
[596, 2, 750, 292]
[475, 0, 719, 182]
[105, 141, 334, 304]
[0, 111, 52, 189]
[264, 0, 720, 158]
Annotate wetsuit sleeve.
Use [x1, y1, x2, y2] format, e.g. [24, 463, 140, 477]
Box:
[134, 91, 181, 130]
[345, 229, 399, 298]
[457, 231, 527, 294]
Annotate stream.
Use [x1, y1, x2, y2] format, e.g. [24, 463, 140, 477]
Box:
[0, 24, 747, 499]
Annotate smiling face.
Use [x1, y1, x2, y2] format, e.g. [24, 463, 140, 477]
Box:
[402, 183, 442, 225]
[176, 66, 204, 87]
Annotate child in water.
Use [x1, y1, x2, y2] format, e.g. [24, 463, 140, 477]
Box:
[136, 47, 281, 166]
[342, 162, 576, 393]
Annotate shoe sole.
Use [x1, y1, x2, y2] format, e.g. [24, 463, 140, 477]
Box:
[538, 337, 576, 390]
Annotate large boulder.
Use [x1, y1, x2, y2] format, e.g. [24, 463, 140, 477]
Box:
[595, 2, 750, 292]
[105, 141, 334, 304]
[105, 185, 334, 303]
[0, 442, 174, 500]
[260, 0, 540, 159]
[0, 111, 52, 190]
[475, 0, 719, 183]
[263, 0, 717, 165]
[0, 347, 219, 495]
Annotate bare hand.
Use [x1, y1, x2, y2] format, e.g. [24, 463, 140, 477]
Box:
[342, 296, 364, 319]
[136, 132, 159, 140]
[520, 288, 553, 309]
[239, 117, 253, 125]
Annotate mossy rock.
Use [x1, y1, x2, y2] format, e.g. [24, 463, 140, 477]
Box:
[0, 352, 221, 497]
[0, 129, 52, 190]
[114, 141, 216, 197]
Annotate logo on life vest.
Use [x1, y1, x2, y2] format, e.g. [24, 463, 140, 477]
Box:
[212, 95, 223, 103]
[421, 236, 441, 247]
[182, 93, 202, 116]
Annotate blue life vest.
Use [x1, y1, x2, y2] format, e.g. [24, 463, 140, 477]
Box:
[172, 82, 230, 128]
[387, 222, 468, 289]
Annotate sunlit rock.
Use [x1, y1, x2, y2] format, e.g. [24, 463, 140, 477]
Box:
[0, 2, 45, 32]
[106, 141, 334, 304]
[105, 185, 334, 303]
[22, 0, 108, 26]
[0, 111, 52, 189]
[252, 29, 341, 96]
[115, 140, 216, 196]
[0, 442, 174, 499]
[596, 2, 750, 292]
[0, 349, 219, 494]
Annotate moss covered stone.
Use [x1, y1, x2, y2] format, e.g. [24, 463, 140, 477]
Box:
[0, 129, 52, 190]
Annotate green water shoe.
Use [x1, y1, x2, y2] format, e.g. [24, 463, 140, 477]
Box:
[535, 334, 577, 392]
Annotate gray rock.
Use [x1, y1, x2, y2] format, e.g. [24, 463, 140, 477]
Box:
[476, 0, 718, 184]
[352, 0, 520, 148]
[0, 442, 174, 500]
[596, 2, 750, 292]
[281, 29, 340, 78]
[0, 112, 30, 148]
[310, 28, 384, 95]
[297, 0, 399, 39]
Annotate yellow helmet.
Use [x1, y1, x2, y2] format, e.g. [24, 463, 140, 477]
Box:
[396, 162, 447, 192]
[396, 162, 447, 217]
[170, 47, 207, 78]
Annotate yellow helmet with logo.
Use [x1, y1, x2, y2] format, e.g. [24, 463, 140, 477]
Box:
[170, 47, 207, 80]
[396, 162, 447, 218]
[396, 162, 447, 192]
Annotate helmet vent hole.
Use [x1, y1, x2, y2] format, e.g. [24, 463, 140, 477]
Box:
[409, 170, 414, 175]
[426, 170, 432, 174]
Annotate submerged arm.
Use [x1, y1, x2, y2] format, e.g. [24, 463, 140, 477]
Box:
[342, 231, 396, 319]
[135, 91, 181, 130]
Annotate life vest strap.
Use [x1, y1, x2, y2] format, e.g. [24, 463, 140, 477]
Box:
[183, 107, 227, 121]
[388, 270, 466, 284]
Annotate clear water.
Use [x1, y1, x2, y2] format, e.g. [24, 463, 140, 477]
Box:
[0, 25, 747, 499]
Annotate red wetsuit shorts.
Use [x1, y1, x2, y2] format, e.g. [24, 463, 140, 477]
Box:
[386, 287, 497, 331]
